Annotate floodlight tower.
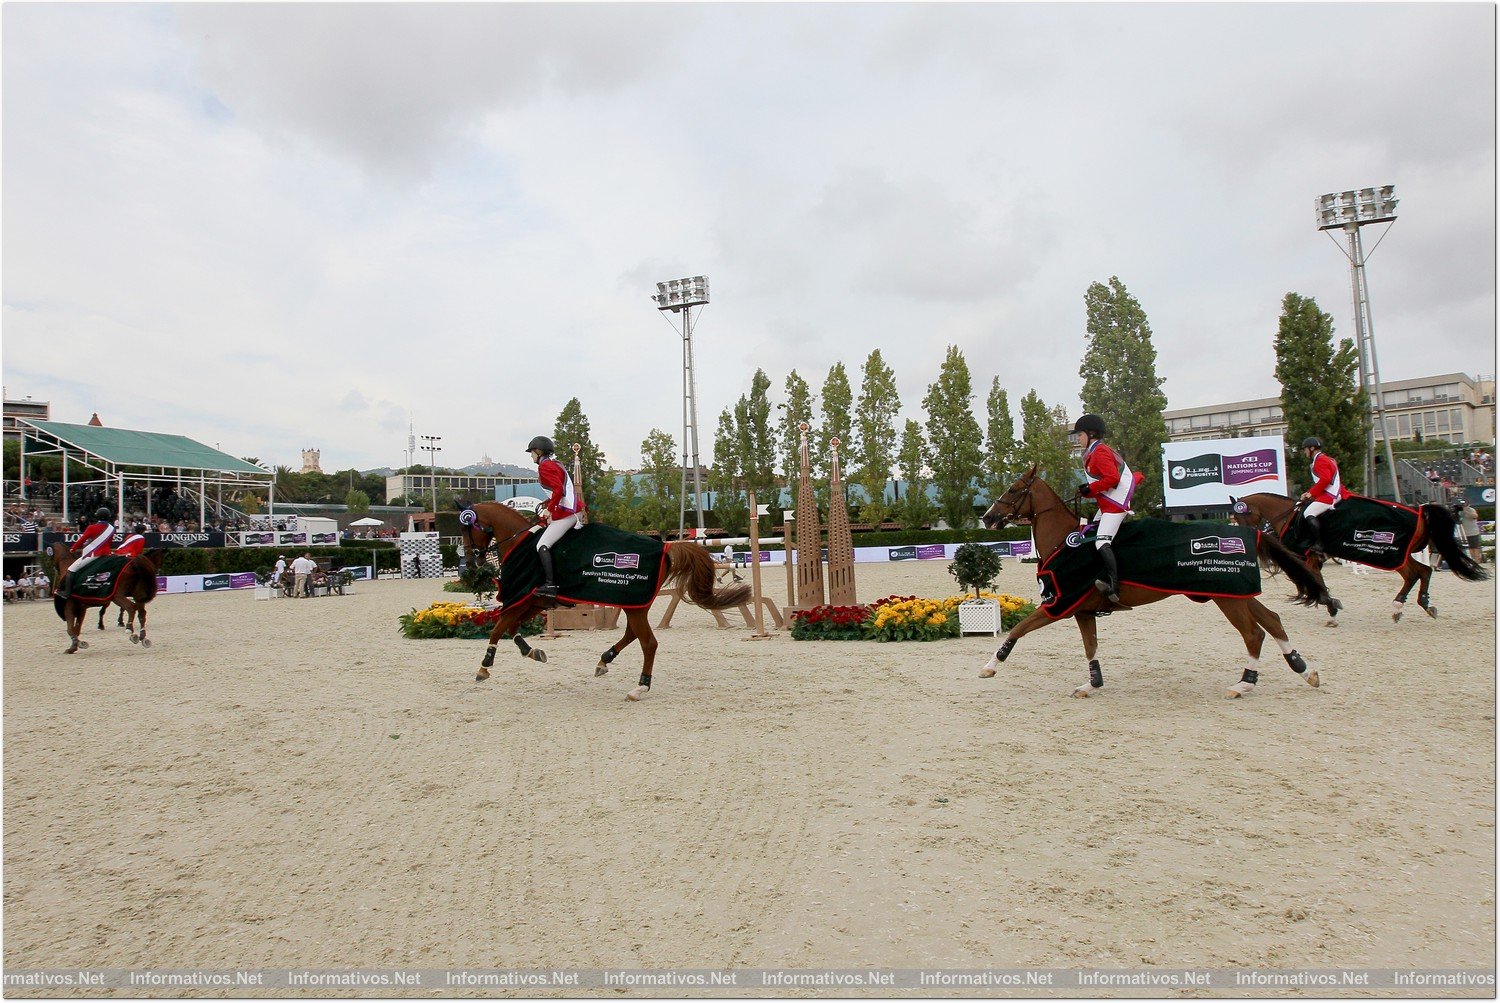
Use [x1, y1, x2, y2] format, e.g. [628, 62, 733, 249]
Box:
[652, 275, 710, 538]
[1316, 186, 1402, 502]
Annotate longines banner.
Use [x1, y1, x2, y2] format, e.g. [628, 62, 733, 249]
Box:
[1162, 435, 1288, 508]
[5, 531, 226, 553]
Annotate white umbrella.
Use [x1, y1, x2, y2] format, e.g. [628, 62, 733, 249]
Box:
[349, 517, 384, 527]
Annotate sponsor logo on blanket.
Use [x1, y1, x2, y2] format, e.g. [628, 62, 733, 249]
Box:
[1066, 531, 1087, 548]
[1190, 536, 1247, 556]
[1353, 529, 1396, 545]
[592, 552, 641, 569]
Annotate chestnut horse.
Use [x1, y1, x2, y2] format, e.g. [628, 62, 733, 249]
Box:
[978, 467, 1327, 699]
[49, 544, 165, 654]
[458, 501, 750, 700]
[1231, 492, 1487, 623]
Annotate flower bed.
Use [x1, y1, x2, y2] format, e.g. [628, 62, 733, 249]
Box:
[398, 601, 543, 640]
[790, 593, 1037, 642]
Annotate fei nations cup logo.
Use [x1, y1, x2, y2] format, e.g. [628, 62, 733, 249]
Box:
[592, 552, 641, 570]
[1190, 536, 1248, 556]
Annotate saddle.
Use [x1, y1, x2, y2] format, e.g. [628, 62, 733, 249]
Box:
[500, 524, 668, 609]
[1037, 519, 1261, 619]
[1282, 496, 1420, 571]
[54, 555, 135, 607]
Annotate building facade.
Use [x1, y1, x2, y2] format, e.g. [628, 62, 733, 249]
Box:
[2, 394, 50, 442]
[1164, 372, 1495, 446]
[385, 472, 537, 504]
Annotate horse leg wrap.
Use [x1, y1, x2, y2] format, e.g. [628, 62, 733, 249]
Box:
[1240, 668, 1260, 686]
[482, 646, 497, 668]
[1088, 659, 1104, 690]
[513, 635, 532, 657]
[600, 646, 617, 665]
[996, 637, 1017, 662]
[637, 672, 651, 689]
[1283, 650, 1307, 675]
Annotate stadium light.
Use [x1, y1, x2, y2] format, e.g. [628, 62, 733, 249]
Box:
[1315, 185, 1402, 502]
[653, 276, 710, 538]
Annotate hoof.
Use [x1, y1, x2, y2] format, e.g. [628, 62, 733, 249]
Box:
[626, 685, 649, 701]
[475, 668, 491, 682]
[64, 647, 77, 655]
[1304, 669, 1320, 688]
[1325, 618, 1339, 628]
[1392, 609, 1403, 622]
[1071, 685, 1097, 699]
[1424, 604, 1438, 619]
[140, 638, 151, 648]
[78, 640, 89, 650]
[1225, 681, 1255, 698]
[979, 655, 998, 678]
[594, 663, 609, 677]
[528, 649, 548, 663]
[130, 634, 141, 644]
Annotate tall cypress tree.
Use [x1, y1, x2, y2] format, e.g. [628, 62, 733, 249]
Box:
[922, 346, 985, 529]
[553, 397, 615, 523]
[895, 418, 935, 530]
[815, 362, 855, 512]
[1079, 277, 1171, 513]
[984, 378, 1018, 503]
[735, 368, 778, 504]
[779, 370, 814, 482]
[852, 349, 901, 526]
[709, 408, 748, 535]
[1274, 292, 1369, 493]
[1018, 390, 1077, 494]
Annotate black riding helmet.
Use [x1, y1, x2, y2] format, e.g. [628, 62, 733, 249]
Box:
[526, 435, 555, 456]
[1072, 414, 1107, 438]
[93, 507, 111, 522]
[1301, 436, 1322, 450]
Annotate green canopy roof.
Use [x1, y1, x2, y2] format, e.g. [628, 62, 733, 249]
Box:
[23, 420, 270, 476]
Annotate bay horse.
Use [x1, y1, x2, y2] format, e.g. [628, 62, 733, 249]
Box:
[49, 544, 165, 653]
[457, 501, 751, 700]
[1230, 492, 1487, 622]
[977, 467, 1327, 699]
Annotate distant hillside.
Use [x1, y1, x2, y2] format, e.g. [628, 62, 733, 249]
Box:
[459, 461, 534, 478]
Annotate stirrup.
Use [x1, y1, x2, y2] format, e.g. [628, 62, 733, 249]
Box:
[1094, 579, 1120, 604]
[535, 583, 559, 597]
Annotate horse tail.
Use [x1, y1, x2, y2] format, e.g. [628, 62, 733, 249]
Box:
[132, 550, 165, 601]
[1256, 530, 1325, 607]
[665, 544, 752, 610]
[1421, 504, 1490, 582]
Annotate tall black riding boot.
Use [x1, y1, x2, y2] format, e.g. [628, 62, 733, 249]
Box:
[1094, 543, 1120, 604]
[1305, 515, 1326, 556]
[535, 545, 558, 597]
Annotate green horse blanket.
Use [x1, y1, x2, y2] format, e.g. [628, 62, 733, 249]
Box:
[1280, 495, 1421, 572]
[53, 555, 135, 614]
[1037, 519, 1261, 618]
[500, 524, 668, 609]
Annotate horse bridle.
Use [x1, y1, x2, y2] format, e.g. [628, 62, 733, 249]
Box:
[991, 475, 1078, 527]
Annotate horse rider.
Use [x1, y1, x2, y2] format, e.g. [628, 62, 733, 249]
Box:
[58, 507, 117, 599]
[114, 523, 148, 558]
[1073, 414, 1144, 604]
[1298, 436, 1344, 555]
[527, 435, 586, 598]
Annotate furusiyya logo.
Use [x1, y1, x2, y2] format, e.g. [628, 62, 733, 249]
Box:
[1190, 536, 1247, 555]
[592, 552, 641, 569]
[1066, 531, 1087, 548]
[1353, 529, 1397, 545]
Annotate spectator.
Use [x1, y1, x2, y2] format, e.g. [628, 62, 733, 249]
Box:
[718, 543, 743, 584]
[3, 575, 16, 602]
[1460, 501, 1483, 563]
[291, 553, 317, 598]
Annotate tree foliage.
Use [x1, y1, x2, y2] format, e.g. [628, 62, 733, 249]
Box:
[984, 378, 1018, 505]
[553, 397, 617, 524]
[709, 408, 748, 536]
[778, 370, 814, 482]
[1079, 277, 1171, 513]
[921, 346, 985, 529]
[895, 419, 935, 530]
[1274, 292, 1369, 493]
[735, 369, 778, 502]
[948, 542, 1003, 597]
[637, 428, 681, 537]
[852, 349, 901, 527]
[1017, 390, 1077, 494]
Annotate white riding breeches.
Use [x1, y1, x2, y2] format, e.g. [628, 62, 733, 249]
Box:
[1303, 500, 1335, 519]
[537, 512, 581, 551]
[1094, 510, 1126, 547]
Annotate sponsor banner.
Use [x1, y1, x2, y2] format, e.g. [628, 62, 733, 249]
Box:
[240, 532, 277, 547]
[276, 532, 307, 547]
[3, 532, 30, 553]
[34, 531, 223, 551]
[310, 532, 340, 546]
[1162, 434, 1288, 507]
[915, 544, 946, 560]
[888, 546, 918, 562]
[150, 568, 372, 594]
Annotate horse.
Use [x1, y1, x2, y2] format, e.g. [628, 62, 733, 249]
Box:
[1230, 492, 1487, 622]
[457, 500, 752, 700]
[49, 544, 165, 653]
[977, 466, 1328, 699]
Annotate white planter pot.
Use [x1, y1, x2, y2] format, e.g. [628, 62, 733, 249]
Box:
[957, 598, 1002, 636]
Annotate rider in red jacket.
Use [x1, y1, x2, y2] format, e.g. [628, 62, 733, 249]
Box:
[1298, 436, 1344, 554]
[114, 524, 148, 557]
[1074, 414, 1144, 604]
[59, 508, 116, 598]
[528, 435, 586, 597]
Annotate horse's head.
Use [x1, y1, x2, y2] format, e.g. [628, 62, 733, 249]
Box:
[980, 465, 1041, 530]
[456, 504, 492, 566]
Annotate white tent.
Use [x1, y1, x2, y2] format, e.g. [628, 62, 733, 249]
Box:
[349, 516, 384, 527]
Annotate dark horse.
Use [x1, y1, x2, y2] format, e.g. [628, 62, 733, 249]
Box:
[49, 544, 166, 654]
[1231, 492, 1487, 623]
[978, 467, 1329, 699]
[457, 501, 751, 700]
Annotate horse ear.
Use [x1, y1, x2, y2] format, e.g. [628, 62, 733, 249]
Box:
[1026, 463, 1039, 477]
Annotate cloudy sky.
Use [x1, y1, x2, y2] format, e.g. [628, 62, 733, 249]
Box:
[3, 3, 1494, 475]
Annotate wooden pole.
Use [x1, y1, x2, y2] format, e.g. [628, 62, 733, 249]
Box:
[745, 489, 772, 639]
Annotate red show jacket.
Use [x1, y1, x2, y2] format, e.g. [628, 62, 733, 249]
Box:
[537, 458, 585, 520]
[71, 522, 116, 558]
